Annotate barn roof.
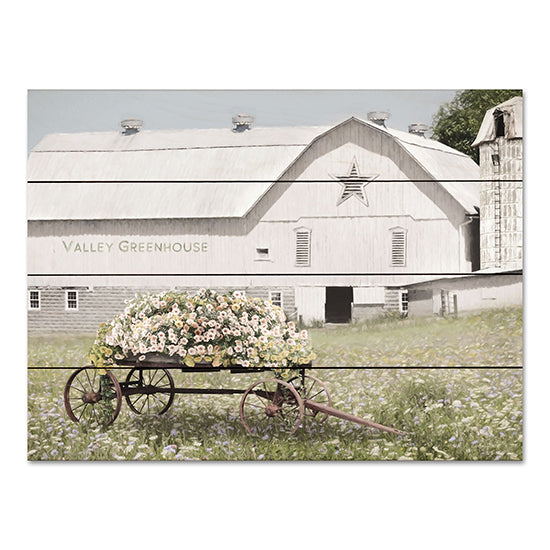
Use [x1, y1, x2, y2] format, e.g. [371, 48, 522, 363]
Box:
[28, 117, 480, 219]
[472, 96, 523, 146]
[350, 118, 480, 214]
[28, 126, 331, 182]
[27, 182, 273, 220]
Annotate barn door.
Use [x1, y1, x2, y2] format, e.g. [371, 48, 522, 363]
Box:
[325, 287, 353, 323]
[295, 287, 325, 325]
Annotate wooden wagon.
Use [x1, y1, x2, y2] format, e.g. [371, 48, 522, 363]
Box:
[64, 354, 405, 436]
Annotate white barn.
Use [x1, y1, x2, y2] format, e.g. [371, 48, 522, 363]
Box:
[27, 114, 481, 331]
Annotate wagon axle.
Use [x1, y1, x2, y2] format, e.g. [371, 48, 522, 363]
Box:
[264, 403, 281, 417]
[82, 391, 101, 405]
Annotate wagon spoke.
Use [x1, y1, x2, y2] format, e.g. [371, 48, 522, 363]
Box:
[289, 374, 332, 423]
[250, 392, 268, 408]
[78, 403, 90, 423]
[136, 394, 149, 414]
[152, 369, 167, 386]
[308, 389, 325, 400]
[240, 379, 304, 437]
[245, 401, 264, 410]
[124, 368, 175, 416]
[74, 376, 89, 394]
[84, 368, 93, 389]
[132, 392, 147, 406]
[64, 367, 122, 426]
[150, 391, 169, 409]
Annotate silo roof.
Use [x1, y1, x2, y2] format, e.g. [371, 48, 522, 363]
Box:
[472, 96, 523, 147]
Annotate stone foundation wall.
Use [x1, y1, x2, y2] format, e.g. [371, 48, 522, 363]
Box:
[27, 286, 296, 334]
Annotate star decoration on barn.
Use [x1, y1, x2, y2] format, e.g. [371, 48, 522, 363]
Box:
[331, 158, 379, 207]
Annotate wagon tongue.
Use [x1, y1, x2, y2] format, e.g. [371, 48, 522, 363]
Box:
[304, 400, 408, 436]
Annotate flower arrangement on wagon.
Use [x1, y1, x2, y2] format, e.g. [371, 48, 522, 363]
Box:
[88, 289, 315, 378]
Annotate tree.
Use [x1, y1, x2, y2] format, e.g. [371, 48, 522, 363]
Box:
[431, 90, 523, 163]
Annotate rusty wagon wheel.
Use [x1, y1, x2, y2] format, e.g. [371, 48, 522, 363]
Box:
[124, 367, 175, 415]
[240, 378, 304, 436]
[64, 366, 122, 426]
[289, 374, 332, 423]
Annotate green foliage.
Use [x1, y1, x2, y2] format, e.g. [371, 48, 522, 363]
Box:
[96, 375, 116, 426]
[431, 89, 523, 163]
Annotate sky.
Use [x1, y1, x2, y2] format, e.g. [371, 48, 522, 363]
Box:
[27, 89, 458, 153]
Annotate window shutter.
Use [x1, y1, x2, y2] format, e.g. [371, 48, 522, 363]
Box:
[391, 229, 406, 267]
[295, 230, 311, 266]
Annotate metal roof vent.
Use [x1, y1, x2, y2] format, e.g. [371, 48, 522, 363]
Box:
[367, 111, 390, 126]
[408, 123, 429, 137]
[232, 114, 254, 132]
[121, 119, 143, 135]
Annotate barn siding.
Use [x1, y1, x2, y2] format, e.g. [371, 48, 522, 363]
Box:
[28, 215, 465, 274]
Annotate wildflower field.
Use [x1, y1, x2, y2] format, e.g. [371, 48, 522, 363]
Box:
[27, 307, 523, 461]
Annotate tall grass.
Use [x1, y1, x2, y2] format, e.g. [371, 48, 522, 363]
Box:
[310, 307, 523, 367]
[27, 307, 523, 461]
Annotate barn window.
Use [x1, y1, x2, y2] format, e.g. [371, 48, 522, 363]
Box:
[295, 228, 311, 267]
[255, 247, 270, 261]
[494, 109, 505, 137]
[399, 290, 409, 315]
[65, 290, 79, 310]
[390, 228, 407, 267]
[269, 290, 283, 308]
[28, 290, 40, 310]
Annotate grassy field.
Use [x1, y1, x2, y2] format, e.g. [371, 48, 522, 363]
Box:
[27, 307, 523, 461]
[311, 307, 523, 367]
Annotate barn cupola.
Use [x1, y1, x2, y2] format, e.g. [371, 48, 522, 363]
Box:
[232, 114, 254, 132]
[408, 123, 429, 137]
[121, 119, 143, 135]
[367, 111, 390, 127]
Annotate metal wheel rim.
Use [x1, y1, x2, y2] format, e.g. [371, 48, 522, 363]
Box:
[124, 368, 175, 415]
[289, 374, 332, 423]
[64, 366, 122, 426]
[240, 378, 304, 436]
